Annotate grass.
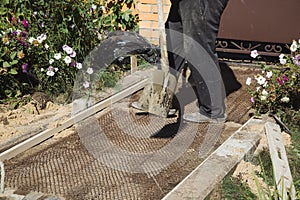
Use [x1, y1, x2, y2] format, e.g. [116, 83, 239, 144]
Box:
[219, 122, 300, 200]
[220, 175, 257, 199]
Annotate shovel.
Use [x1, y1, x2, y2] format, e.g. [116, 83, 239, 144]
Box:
[136, 0, 177, 118]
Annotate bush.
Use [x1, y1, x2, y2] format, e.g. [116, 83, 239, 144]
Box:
[0, 0, 139, 101]
[246, 41, 300, 130]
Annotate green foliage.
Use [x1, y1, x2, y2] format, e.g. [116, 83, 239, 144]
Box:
[247, 42, 300, 199]
[246, 41, 300, 133]
[0, 0, 139, 101]
[221, 175, 257, 199]
[287, 144, 300, 197]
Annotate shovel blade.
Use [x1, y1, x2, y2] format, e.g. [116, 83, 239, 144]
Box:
[138, 69, 177, 118]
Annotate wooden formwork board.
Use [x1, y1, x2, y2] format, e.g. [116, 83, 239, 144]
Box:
[0, 78, 149, 162]
[162, 117, 266, 200]
[265, 122, 296, 200]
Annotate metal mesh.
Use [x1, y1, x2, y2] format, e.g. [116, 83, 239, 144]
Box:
[4, 66, 257, 199]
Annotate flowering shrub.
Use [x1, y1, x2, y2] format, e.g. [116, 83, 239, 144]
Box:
[0, 0, 138, 101]
[247, 40, 300, 128]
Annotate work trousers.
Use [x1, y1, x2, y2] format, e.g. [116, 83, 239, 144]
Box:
[166, 0, 228, 118]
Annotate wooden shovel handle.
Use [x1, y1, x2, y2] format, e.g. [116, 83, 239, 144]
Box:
[156, 0, 169, 74]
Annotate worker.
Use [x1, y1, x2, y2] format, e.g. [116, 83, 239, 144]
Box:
[166, 0, 229, 123]
[132, 0, 229, 123]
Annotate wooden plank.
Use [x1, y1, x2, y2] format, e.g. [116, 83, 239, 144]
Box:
[0, 79, 148, 162]
[162, 117, 265, 200]
[265, 122, 296, 200]
[130, 55, 138, 73]
[0, 161, 4, 194]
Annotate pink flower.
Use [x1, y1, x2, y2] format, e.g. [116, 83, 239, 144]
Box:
[250, 97, 255, 103]
[70, 61, 76, 67]
[293, 54, 300, 66]
[22, 63, 28, 73]
[70, 51, 76, 58]
[22, 19, 28, 29]
[11, 16, 17, 24]
[277, 78, 284, 85]
[283, 75, 288, 82]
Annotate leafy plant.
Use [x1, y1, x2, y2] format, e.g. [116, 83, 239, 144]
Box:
[0, 0, 139, 102]
[221, 175, 257, 199]
[246, 40, 300, 130]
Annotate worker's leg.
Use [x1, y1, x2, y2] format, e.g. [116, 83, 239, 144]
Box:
[131, 2, 184, 115]
[179, 0, 228, 120]
[165, 21, 185, 75]
[165, 0, 185, 76]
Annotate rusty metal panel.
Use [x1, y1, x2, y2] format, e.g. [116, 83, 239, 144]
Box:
[217, 0, 300, 57]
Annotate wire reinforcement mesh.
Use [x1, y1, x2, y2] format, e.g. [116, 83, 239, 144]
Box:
[4, 66, 257, 199]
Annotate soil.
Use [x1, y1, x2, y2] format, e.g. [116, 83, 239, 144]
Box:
[0, 97, 71, 152]
[232, 130, 291, 197]
[1, 64, 271, 199]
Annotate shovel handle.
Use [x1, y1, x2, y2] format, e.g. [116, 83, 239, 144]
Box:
[156, 0, 169, 75]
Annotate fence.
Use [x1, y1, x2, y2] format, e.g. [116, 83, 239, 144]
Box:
[136, 0, 300, 57]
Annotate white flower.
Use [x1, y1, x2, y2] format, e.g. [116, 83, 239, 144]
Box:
[64, 56, 72, 64]
[280, 96, 290, 103]
[70, 51, 76, 58]
[15, 30, 22, 35]
[41, 68, 44, 72]
[76, 63, 82, 69]
[28, 37, 35, 43]
[63, 45, 73, 54]
[83, 81, 90, 88]
[246, 77, 252, 86]
[54, 53, 61, 60]
[62, 44, 70, 51]
[280, 58, 287, 65]
[36, 36, 43, 43]
[260, 95, 267, 101]
[266, 71, 272, 78]
[92, 4, 97, 10]
[256, 87, 261, 92]
[54, 68, 59, 72]
[87, 67, 94, 74]
[263, 81, 268, 88]
[261, 89, 268, 96]
[279, 54, 285, 59]
[290, 40, 298, 52]
[49, 59, 54, 64]
[250, 50, 259, 58]
[37, 34, 47, 43]
[255, 75, 266, 85]
[44, 44, 49, 49]
[46, 70, 55, 76]
[66, 47, 73, 54]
